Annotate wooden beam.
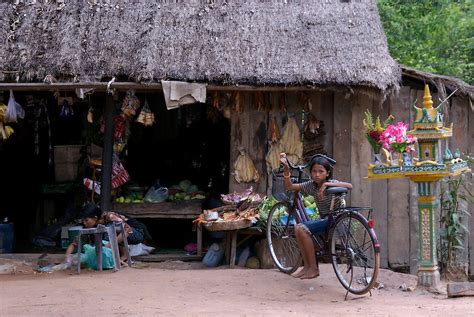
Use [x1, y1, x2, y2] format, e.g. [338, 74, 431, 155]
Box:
[447, 282, 474, 298]
[100, 94, 114, 212]
[0, 81, 374, 93]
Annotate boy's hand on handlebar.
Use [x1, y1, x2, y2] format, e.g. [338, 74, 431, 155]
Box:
[279, 152, 289, 167]
[318, 183, 327, 199]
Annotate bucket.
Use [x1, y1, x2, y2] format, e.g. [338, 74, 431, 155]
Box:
[68, 226, 83, 245]
[0, 223, 14, 253]
[202, 243, 224, 267]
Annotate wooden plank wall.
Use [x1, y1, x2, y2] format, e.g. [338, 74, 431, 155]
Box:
[449, 96, 470, 275]
[228, 88, 473, 274]
[371, 98, 389, 268]
[386, 87, 412, 269]
[468, 99, 474, 278]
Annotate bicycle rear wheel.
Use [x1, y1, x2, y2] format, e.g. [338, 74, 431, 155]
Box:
[266, 202, 302, 274]
[329, 212, 380, 295]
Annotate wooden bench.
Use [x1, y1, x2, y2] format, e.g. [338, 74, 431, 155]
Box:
[111, 200, 203, 257]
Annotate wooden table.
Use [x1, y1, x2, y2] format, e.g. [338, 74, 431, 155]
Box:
[112, 200, 203, 257]
[204, 225, 264, 267]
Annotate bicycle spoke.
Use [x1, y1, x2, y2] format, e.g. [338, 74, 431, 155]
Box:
[266, 202, 301, 274]
[330, 213, 380, 295]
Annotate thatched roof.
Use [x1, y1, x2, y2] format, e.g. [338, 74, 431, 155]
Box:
[402, 66, 474, 102]
[0, 0, 400, 92]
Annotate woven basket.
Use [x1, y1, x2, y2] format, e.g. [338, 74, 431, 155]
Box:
[203, 218, 252, 232]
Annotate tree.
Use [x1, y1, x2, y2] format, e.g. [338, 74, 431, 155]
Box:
[377, 0, 473, 84]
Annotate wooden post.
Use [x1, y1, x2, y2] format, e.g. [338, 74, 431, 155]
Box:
[100, 93, 114, 212]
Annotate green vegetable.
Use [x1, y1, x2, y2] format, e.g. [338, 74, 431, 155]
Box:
[257, 196, 278, 221]
[179, 180, 192, 192]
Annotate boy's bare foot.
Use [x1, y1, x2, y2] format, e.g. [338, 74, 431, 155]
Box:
[299, 269, 320, 280]
[292, 267, 306, 278]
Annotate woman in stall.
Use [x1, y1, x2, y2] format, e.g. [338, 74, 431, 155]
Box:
[65, 203, 148, 265]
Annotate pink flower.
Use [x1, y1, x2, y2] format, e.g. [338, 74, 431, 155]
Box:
[379, 121, 416, 153]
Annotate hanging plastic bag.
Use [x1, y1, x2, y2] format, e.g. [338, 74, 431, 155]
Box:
[144, 181, 169, 203]
[121, 90, 140, 118]
[136, 99, 155, 126]
[5, 90, 24, 123]
[59, 99, 74, 118]
[111, 154, 129, 189]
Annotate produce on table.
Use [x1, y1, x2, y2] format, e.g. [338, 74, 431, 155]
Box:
[257, 195, 278, 221]
[220, 187, 263, 205]
[257, 193, 319, 225]
[302, 194, 320, 220]
[168, 180, 205, 201]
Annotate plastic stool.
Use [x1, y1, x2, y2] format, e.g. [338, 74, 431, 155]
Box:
[75, 222, 132, 273]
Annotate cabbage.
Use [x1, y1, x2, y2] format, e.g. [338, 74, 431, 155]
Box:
[179, 180, 192, 191]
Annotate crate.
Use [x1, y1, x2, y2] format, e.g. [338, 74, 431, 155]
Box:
[54, 145, 82, 182]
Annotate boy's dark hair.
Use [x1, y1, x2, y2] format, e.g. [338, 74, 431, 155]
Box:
[309, 156, 334, 180]
[81, 203, 101, 219]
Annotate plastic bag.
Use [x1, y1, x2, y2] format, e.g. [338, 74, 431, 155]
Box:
[5, 90, 24, 123]
[128, 243, 155, 257]
[82, 242, 115, 270]
[59, 99, 74, 118]
[111, 154, 129, 189]
[144, 181, 168, 203]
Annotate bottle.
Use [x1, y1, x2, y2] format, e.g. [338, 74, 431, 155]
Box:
[202, 243, 224, 267]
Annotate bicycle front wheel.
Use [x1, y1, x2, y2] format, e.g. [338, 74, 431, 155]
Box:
[329, 212, 380, 295]
[266, 202, 302, 274]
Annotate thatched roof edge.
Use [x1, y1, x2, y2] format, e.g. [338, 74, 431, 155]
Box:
[0, 0, 401, 93]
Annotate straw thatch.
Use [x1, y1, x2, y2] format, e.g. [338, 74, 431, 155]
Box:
[402, 66, 474, 102]
[0, 0, 400, 92]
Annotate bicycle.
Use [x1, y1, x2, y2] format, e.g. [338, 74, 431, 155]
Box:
[266, 155, 380, 297]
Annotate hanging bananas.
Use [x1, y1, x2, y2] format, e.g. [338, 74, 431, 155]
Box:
[0, 103, 14, 141]
[233, 148, 260, 183]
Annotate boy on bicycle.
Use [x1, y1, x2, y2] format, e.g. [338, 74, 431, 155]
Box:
[280, 153, 352, 279]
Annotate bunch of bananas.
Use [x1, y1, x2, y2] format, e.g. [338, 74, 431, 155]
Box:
[0, 103, 14, 141]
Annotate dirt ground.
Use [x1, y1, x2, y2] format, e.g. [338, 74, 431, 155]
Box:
[0, 257, 472, 317]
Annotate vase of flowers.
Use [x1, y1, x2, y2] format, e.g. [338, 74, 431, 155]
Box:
[379, 121, 417, 166]
[363, 110, 394, 164]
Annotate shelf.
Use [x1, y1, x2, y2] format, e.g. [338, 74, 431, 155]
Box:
[112, 200, 204, 219]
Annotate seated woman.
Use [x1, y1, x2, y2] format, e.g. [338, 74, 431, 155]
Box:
[65, 203, 148, 264]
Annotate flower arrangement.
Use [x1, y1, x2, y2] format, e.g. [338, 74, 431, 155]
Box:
[379, 121, 417, 153]
[363, 110, 394, 154]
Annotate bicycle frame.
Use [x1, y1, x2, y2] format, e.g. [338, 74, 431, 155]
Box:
[281, 190, 380, 258]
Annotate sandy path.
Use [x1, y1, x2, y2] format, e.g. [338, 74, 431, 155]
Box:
[0, 262, 472, 316]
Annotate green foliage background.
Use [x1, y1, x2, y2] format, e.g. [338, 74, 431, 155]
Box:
[377, 0, 473, 84]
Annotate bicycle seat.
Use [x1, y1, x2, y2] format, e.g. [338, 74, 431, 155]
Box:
[325, 187, 348, 195]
